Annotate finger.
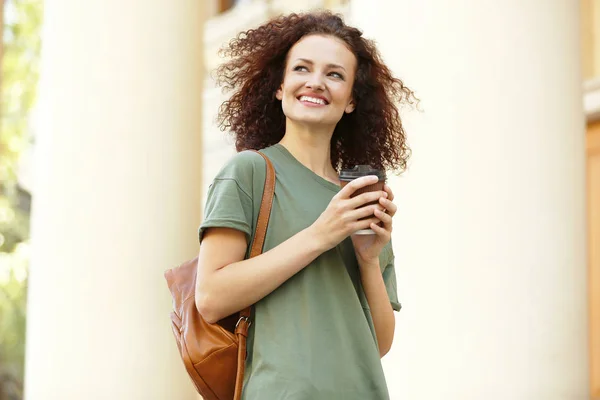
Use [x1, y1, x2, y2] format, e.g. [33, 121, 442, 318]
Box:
[352, 216, 381, 232]
[349, 204, 385, 220]
[379, 197, 397, 216]
[370, 221, 391, 239]
[337, 176, 379, 199]
[374, 208, 393, 230]
[383, 184, 394, 202]
[347, 190, 388, 209]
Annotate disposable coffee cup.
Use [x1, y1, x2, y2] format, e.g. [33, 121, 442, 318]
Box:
[339, 165, 386, 235]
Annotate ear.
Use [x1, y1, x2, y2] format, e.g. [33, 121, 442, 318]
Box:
[276, 86, 283, 101]
[345, 99, 355, 114]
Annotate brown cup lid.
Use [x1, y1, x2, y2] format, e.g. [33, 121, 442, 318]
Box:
[339, 165, 386, 181]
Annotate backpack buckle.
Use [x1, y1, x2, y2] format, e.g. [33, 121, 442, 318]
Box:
[236, 316, 251, 329]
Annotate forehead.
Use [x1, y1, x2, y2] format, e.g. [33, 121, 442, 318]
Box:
[287, 34, 356, 69]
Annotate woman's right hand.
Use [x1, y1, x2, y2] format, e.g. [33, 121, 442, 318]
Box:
[310, 175, 388, 252]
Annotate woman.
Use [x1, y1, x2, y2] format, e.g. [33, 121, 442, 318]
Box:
[195, 11, 416, 400]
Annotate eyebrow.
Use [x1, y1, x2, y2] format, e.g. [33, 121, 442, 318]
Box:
[294, 58, 347, 72]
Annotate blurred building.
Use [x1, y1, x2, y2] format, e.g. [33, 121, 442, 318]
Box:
[584, 0, 600, 392]
[19, 0, 600, 399]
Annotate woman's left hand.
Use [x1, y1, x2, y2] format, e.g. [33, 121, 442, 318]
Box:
[351, 184, 397, 266]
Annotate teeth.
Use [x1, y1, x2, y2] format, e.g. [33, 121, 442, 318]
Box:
[299, 96, 326, 105]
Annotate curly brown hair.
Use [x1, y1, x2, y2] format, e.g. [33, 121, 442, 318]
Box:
[216, 11, 417, 173]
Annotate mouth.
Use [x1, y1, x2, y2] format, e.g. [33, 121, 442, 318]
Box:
[297, 95, 329, 106]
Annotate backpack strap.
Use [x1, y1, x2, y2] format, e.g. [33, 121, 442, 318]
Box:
[233, 150, 276, 400]
[249, 150, 276, 259]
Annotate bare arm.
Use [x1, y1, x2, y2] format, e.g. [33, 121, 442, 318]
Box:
[358, 259, 395, 357]
[195, 175, 387, 323]
[352, 184, 399, 357]
[195, 226, 324, 323]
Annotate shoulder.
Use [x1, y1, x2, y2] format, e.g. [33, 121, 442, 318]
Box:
[234, 149, 266, 166]
[214, 150, 267, 182]
[209, 150, 269, 199]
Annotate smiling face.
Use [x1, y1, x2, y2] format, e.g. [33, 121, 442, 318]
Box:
[276, 34, 357, 130]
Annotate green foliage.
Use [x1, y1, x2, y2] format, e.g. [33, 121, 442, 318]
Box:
[1, 0, 42, 250]
[0, 0, 43, 398]
[0, 244, 28, 400]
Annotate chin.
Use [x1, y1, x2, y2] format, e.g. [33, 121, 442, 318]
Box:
[290, 113, 341, 127]
[294, 118, 337, 129]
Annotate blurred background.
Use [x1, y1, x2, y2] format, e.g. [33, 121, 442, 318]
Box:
[0, 0, 597, 399]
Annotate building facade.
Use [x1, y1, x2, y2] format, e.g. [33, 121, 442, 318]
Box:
[22, 0, 598, 399]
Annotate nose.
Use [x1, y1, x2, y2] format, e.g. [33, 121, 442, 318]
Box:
[305, 73, 325, 91]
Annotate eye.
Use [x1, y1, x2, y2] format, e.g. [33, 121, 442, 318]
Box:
[329, 71, 345, 80]
[293, 65, 308, 72]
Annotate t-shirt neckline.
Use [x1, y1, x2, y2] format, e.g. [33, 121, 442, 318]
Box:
[271, 143, 341, 193]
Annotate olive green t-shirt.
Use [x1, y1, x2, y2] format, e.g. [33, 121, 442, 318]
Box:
[199, 144, 401, 400]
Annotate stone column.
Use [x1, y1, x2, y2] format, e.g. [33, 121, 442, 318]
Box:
[350, 1, 589, 399]
[23, 1, 204, 399]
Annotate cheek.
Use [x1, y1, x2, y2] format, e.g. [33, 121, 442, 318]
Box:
[281, 89, 296, 110]
[281, 75, 302, 94]
[332, 84, 353, 103]
[279, 92, 295, 116]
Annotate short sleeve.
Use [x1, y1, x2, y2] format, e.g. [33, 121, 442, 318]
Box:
[198, 151, 264, 244]
[381, 244, 402, 312]
[383, 259, 402, 312]
[198, 179, 254, 243]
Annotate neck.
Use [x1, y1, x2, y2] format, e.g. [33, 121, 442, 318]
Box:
[278, 120, 339, 183]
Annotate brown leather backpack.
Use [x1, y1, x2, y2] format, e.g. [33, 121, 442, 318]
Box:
[164, 151, 275, 400]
